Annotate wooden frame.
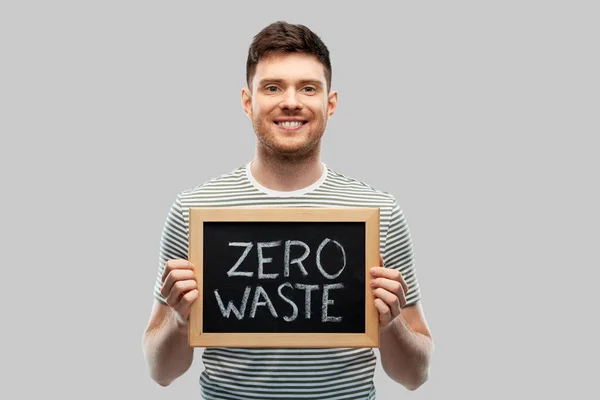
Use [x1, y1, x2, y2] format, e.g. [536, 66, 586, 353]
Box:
[188, 207, 380, 348]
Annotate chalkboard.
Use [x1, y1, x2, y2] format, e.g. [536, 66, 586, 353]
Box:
[188, 207, 380, 348]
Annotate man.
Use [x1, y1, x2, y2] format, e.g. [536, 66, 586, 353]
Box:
[142, 21, 434, 399]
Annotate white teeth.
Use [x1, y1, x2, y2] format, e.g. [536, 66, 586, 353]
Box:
[279, 121, 303, 128]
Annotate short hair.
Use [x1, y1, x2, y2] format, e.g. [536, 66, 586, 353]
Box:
[246, 21, 332, 92]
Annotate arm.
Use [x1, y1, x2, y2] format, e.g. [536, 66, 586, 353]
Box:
[371, 198, 434, 390]
[142, 195, 197, 386]
[378, 302, 434, 390]
[142, 299, 195, 386]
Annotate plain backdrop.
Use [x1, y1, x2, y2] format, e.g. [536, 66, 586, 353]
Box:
[1, 1, 598, 399]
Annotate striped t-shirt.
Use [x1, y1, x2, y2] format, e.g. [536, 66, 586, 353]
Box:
[153, 162, 421, 400]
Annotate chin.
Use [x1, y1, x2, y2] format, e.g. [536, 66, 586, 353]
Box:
[267, 142, 320, 160]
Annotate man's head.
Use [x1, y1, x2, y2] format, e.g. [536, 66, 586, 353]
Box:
[242, 21, 338, 162]
[245, 21, 332, 93]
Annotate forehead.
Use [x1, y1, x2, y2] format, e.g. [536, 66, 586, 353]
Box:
[253, 52, 327, 85]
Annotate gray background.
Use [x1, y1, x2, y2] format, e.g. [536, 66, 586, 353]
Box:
[1, 0, 598, 398]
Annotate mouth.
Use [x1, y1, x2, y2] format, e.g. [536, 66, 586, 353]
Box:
[274, 120, 308, 130]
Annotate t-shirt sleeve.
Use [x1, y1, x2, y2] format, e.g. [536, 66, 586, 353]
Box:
[153, 194, 189, 305]
[383, 198, 421, 306]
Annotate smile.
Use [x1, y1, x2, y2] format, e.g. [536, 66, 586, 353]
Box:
[274, 121, 308, 130]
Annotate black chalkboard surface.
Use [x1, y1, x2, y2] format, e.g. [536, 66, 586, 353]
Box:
[188, 207, 380, 348]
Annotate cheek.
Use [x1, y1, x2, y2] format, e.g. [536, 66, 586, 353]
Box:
[253, 103, 274, 120]
[312, 101, 329, 118]
[313, 107, 328, 121]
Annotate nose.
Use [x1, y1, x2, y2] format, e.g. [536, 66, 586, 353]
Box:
[279, 89, 303, 111]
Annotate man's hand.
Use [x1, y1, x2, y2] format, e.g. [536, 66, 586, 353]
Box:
[370, 255, 409, 326]
[160, 259, 199, 328]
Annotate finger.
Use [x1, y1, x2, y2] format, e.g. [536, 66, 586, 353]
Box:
[371, 278, 407, 308]
[165, 279, 198, 308]
[373, 298, 393, 325]
[174, 289, 199, 320]
[161, 269, 196, 298]
[372, 287, 402, 319]
[161, 259, 194, 283]
[370, 267, 408, 294]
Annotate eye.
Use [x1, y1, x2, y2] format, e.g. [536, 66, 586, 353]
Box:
[303, 87, 316, 93]
[265, 86, 279, 93]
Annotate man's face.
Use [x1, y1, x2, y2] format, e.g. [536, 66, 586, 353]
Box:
[242, 52, 338, 160]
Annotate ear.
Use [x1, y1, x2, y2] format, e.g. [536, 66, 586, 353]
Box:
[241, 87, 253, 119]
[327, 90, 338, 119]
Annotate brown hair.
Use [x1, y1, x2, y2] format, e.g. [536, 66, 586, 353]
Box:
[246, 21, 332, 92]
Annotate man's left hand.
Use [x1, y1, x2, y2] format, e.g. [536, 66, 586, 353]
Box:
[370, 255, 409, 326]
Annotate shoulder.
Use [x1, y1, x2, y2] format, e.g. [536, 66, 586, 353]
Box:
[176, 165, 252, 202]
[324, 165, 398, 208]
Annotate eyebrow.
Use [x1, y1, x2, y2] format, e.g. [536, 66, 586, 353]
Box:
[258, 79, 324, 88]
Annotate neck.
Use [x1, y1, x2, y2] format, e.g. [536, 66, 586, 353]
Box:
[251, 150, 324, 192]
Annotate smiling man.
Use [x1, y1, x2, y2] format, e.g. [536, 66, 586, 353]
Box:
[142, 21, 434, 399]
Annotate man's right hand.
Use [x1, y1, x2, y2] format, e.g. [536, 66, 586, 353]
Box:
[160, 259, 199, 327]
